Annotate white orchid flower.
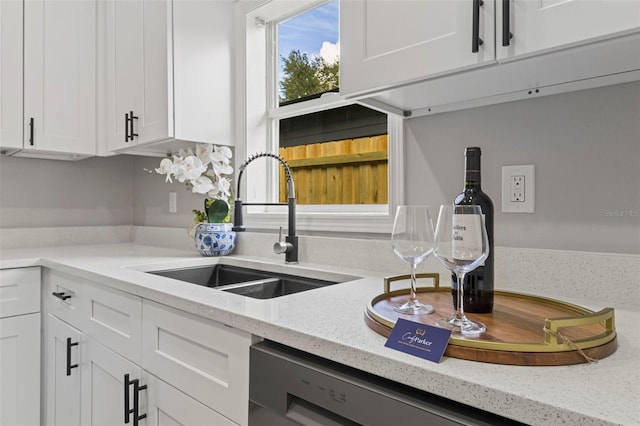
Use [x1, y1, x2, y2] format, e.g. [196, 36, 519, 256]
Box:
[211, 145, 233, 165]
[210, 161, 234, 176]
[210, 176, 232, 200]
[190, 176, 214, 194]
[195, 144, 213, 166]
[149, 145, 234, 222]
[174, 156, 206, 183]
[155, 158, 174, 183]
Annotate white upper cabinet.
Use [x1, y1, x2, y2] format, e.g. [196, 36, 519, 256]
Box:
[101, 0, 235, 156]
[497, 0, 640, 60]
[0, 0, 23, 151]
[104, 0, 171, 152]
[340, 0, 496, 98]
[340, 0, 640, 116]
[1, 0, 96, 158]
[172, 0, 234, 146]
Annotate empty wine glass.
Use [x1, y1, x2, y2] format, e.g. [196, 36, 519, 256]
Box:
[391, 206, 435, 315]
[434, 204, 489, 335]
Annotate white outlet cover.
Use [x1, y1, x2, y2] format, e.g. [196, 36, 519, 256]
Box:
[502, 165, 535, 213]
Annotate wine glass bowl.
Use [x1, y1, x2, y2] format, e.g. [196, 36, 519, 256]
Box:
[391, 206, 435, 315]
[433, 204, 489, 335]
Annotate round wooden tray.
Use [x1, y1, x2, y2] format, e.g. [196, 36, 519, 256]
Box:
[365, 274, 617, 366]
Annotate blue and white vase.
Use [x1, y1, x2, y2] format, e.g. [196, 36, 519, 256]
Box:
[194, 223, 236, 256]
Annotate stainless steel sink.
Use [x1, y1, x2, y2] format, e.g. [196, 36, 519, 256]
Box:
[148, 263, 341, 299]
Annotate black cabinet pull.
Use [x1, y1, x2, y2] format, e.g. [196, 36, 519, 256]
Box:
[66, 337, 79, 376]
[129, 111, 138, 140]
[52, 291, 72, 301]
[472, 0, 484, 53]
[125, 112, 130, 142]
[502, 0, 513, 46]
[124, 374, 147, 425]
[124, 374, 131, 423]
[29, 117, 34, 145]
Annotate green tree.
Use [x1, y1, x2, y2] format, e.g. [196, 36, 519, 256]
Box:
[280, 50, 339, 103]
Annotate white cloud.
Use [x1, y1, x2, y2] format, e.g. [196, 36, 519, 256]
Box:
[320, 41, 340, 64]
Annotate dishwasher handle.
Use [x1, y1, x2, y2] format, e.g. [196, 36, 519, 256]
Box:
[285, 396, 358, 426]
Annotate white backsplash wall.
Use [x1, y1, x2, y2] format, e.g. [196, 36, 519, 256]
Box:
[0, 155, 134, 228]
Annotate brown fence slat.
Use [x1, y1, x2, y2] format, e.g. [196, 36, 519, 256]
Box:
[279, 135, 388, 204]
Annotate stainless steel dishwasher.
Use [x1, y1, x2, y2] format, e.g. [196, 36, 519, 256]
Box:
[249, 341, 524, 426]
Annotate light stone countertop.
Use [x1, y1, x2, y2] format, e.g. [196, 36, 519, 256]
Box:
[1, 243, 638, 426]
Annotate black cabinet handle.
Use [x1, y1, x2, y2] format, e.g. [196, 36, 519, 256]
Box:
[125, 112, 130, 142]
[124, 374, 147, 425]
[129, 111, 138, 140]
[66, 337, 78, 376]
[502, 0, 513, 46]
[52, 291, 72, 301]
[29, 117, 34, 145]
[124, 374, 131, 423]
[472, 0, 484, 53]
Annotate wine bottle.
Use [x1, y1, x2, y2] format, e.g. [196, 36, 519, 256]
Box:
[452, 147, 494, 313]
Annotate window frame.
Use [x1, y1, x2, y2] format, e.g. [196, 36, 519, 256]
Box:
[235, 0, 404, 233]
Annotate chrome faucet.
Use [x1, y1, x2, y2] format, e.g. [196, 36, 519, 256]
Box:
[233, 153, 298, 264]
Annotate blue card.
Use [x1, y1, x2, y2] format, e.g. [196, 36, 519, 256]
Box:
[384, 319, 452, 363]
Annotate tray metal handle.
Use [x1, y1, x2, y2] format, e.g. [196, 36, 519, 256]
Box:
[544, 308, 616, 348]
[384, 273, 440, 293]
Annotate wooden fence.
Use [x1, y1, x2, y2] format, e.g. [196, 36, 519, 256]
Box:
[279, 135, 388, 204]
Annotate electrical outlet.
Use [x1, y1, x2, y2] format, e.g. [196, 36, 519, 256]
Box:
[510, 175, 525, 202]
[169, 192, 177, 213]
[502, 165, 535, 213]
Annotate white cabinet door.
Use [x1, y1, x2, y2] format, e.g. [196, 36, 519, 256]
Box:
[0, 313, 40, 426]
[46, 315, 82, 426]
[82, 282, 143, 365]
[0, 0, 23, 150]
[142, 300, 254, 426]
[340, 0, 495, 97]
[105, 0, 170, 151]
[23, 0, 96, 156]
[81, 337, 143, 426]
[498, 0, 640, 61]
[172, 0, 234, 145]
[0, 267, 40, 319]
[143, 372, 237, 426]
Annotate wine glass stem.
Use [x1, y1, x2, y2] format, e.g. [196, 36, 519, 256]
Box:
[409, 263, 418, 302]
[455, 272, 467, 321]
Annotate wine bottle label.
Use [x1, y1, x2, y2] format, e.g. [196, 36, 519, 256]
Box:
[452, 214, 484, 260]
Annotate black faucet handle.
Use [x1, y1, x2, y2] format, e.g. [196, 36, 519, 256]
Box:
[233, 199, 245, 232]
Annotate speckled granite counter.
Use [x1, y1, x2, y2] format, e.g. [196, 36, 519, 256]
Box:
[1, 243, 638, 426]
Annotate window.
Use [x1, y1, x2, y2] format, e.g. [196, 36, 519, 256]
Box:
[238, 0, 403, 233]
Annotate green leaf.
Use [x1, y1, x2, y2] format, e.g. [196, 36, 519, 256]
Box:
[205, 199, 230, 223]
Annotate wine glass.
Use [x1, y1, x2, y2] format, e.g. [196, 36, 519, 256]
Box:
[433, 204, 489, 335]
[391, 206, 435, 315]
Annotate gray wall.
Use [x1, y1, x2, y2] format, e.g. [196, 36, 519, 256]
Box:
[404, 81, 640, 254]
[0, 155, 134, 227]
[132, 156, 206, 227]
[1, 82, 638, 254]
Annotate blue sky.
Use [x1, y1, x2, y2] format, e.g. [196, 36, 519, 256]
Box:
[278, 0, 339, 63]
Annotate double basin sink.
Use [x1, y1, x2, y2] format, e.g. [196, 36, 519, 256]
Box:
[148, 263, 351, 300]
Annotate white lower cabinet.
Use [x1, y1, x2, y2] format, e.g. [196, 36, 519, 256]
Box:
[0, 267, 41, 426]
[142, 300, 255, 426]
[0, 313, 41, 426]
[144, 373, 236, 426]
[44, 269, 252, 425]
[46, 315, 81, 426]
[80, 335, 142, 426]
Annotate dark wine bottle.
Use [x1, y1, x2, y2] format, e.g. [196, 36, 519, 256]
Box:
[452, 147, 494, 313]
